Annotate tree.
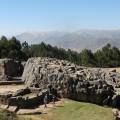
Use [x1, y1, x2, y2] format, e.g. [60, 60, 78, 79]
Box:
[80, 49, 96, 67]
[94, 50, 104, 67]
[94, 44, 120, 67]
[8, 50, 17, 59]
[0, 36, 8, 58]
[9, 37, 21, 50]
[21, 41, 30, 60]
[0, 35, 120, 68]
[0, 36, 27, 60]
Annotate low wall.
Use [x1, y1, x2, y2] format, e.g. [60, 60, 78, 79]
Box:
[8, 95, 44, 109]
[0, 81, 24, 85]
[0, 89, 50, 109]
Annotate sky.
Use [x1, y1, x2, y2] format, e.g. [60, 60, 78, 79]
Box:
[0, 0, 120, 36]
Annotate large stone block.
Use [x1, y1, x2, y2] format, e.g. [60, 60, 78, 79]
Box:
[0, 59, 24, 81]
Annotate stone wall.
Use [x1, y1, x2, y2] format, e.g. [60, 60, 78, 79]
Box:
[0, 88, 51, 109]
[0, 59, 24, 81]
[8, 95, 43, 109]
[22, 57, 120, 107]
[1, 57, 120, 109]
[0, 87, 52, 109]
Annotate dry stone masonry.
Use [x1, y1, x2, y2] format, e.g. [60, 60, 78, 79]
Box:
[1, 57, 120, 110]
[0, 59, 24, 81]
[22, 57, 120, 108]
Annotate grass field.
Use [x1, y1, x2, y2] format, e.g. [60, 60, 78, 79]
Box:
[18, 99, 114, 120]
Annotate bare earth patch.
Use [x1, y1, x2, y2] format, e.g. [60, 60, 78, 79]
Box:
[0, 84, 25, 93]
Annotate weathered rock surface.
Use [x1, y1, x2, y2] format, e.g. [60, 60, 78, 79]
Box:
[0, 59, 24, 81]
[22, 57, 120, 107]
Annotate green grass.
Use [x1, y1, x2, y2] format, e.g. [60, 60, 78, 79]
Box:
[19, 99, 114, 120]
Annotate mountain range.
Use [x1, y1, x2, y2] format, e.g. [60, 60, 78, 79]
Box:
[16, 30, 120, 51]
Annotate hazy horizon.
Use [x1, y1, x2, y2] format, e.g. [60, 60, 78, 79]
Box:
[0, 0, 120, 36]
[1, 29, 120, 38]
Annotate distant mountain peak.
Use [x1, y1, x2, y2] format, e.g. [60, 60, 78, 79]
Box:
[16, 30, 120, 51]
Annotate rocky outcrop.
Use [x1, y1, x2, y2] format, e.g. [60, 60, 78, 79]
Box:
[22, 57, 120, 107]
[0, 59, 24, 81]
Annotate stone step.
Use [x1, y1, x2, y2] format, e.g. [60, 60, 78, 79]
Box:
[8, 77, 22, 81]
[7, 106, 18, 112]
[0, 81, 24, 85]
[17, 109, 41, 115]
[0, 104, 8, 109]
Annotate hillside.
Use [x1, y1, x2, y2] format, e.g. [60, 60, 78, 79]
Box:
[16, 30, 120, 51]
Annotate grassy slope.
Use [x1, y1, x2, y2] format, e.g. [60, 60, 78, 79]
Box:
[19, 99, 114, 120]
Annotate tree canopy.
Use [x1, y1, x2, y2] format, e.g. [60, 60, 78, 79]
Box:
[0, 36, 26, 60]
[0, 36, 120, 67]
